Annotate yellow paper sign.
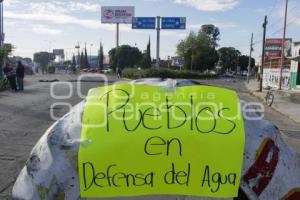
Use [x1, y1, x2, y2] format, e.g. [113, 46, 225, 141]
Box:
[78, 84, 245, 198]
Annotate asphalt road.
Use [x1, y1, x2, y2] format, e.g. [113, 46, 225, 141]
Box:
[0, 74, 115, 199]
[0, 75, 300, 199]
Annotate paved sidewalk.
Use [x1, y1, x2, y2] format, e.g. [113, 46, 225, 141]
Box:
[245, 79, 300, 123]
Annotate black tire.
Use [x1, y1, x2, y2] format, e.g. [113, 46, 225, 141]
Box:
[234, 188, 250, 200]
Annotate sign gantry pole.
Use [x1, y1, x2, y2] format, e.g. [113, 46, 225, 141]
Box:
[156, 16, 161, 68]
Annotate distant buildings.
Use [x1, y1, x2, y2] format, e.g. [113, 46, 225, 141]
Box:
[11, 56, 34, 75]
[171, 56, 184, 69]
[262, 38, 300, 91]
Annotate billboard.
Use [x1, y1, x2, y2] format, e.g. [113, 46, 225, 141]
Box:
[101, 6, 135, 24]
[53, 49, 64, 57]
[265, 38, 292, 59]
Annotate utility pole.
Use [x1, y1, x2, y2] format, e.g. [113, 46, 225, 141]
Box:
[247, 33, 254, 83]
[279, 0, 289, 90]
[259, 16, 268, 92]
[156, 16, 161, 68]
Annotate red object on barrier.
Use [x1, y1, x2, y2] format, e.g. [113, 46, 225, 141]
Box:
[243, 138, 279, 196]
[281, 188, 300, 200]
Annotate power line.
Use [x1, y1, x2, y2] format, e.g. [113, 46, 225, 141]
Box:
[267, 0, 280, 17]
[252, 2, 300, 46]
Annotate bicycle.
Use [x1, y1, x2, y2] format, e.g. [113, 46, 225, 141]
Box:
[265, 90, 274, 107]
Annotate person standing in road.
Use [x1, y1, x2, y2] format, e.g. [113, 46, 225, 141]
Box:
[16, 61, 25, 91]
[3, 63, 18, 92]
[116, 67, 122, 79]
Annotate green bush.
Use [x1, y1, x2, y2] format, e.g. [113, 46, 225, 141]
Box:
[0, 78, 9, 91]
[122, 68, 218, 79]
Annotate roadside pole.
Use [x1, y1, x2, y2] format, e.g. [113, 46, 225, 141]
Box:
[247, 33, 253, 83]
[156, 16, 161, 68]
[116, 23, 120, 48]
[259, 16, 268, 92]
[279, 0, 289, 90]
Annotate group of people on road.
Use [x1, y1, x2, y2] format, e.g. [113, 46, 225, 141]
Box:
[3, 61, 25, 92]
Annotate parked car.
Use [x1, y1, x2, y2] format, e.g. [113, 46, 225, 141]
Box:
[101, 68, 112, 74]
[223, 71, 235, 78]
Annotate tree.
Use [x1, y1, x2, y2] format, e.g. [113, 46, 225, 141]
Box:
[84, 47, 89, 68]
[77, 51, 80, 66]
[199, 24, 220, 48]
[218, 47, 241, 72]
[239, 55, 255, 71]
[97, 42, 104, 70]
[72, 54, 76, 66]
[0, 44, 14, 78]
[109, 45, 142, 70]
[141, 38, 152, 68]
[176, 30, 219, 71]
[108, 48, 117, 70]
[71, 54, 77, 72]
[80, 51, 84, 69]
[33, 52, 55, 74]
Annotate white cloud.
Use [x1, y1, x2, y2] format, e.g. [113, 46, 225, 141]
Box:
[4, 1, 113, 31]
[28, 1, 101, 15]
[32, 25, 62, 35]
[4, 1, 101, 13]
[174, 0, 239, 11]
[68, 2, 101, 12]
[3, 0, 21, 7]
[5, 11, 115, 31]
[188, 22, 237, 29]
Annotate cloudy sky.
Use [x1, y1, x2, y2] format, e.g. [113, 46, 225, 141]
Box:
[3, 0, 300, 60]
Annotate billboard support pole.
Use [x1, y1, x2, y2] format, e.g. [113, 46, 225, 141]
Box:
[116, 23, 119, 48]
[259, 16, 268, 92]
[156, 16, 161, 68]
[279, 0, 288, 90]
